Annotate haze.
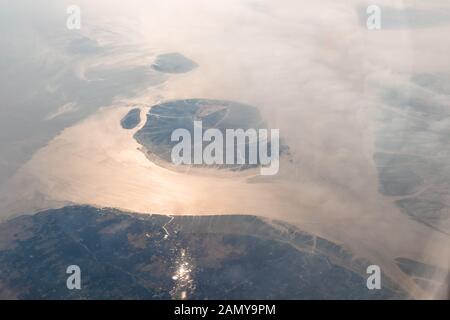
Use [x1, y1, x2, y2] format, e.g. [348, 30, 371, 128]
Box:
[1, 0, 450, 298]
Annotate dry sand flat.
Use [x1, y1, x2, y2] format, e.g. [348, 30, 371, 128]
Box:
[1, 105, 450, 298]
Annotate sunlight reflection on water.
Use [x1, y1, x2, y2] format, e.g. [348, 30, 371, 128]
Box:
[170, 248, 195, 300]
